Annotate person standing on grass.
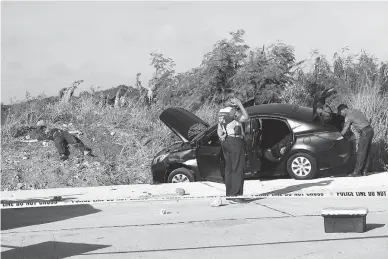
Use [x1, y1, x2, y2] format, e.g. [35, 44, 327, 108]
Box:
[217, 92, 250, 203]
[21, 120, 92, 161]
[337, 104, 374, 177]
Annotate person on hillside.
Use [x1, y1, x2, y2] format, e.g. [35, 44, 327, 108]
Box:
[312, 87, 336, 123]
[313, 101, 332, 123]
[217, 91, 250, 203]
[21, 120, 92, 161]
[337, 104, 374, 177]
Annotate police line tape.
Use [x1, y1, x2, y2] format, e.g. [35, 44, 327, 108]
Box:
[1, 190, 387, 209]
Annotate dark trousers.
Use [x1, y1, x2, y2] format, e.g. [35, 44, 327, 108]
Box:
[354, 126, 374, 175]
[221, 136, 245, 196]
[53, 130, 90, 157]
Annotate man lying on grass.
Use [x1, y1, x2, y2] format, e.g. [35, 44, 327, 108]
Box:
[18, 120, 93, 161]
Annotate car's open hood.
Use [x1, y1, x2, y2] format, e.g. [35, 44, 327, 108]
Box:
[160, 99, 256, 143]
[159, 107, 210, 143]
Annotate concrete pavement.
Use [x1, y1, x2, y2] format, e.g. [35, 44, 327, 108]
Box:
[1, 173, 388, 258]
[1, 198, 388, 259]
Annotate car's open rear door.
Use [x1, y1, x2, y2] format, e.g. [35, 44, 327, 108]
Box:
[244, 118, 262, 174]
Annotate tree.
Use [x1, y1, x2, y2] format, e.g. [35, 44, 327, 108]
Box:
[231, 42, 297, 103]
[379, 62, 388, 92]
[148, 51, 177, 104]
[200, 29, 249, 100]
[357, 50, 379, 87]
[333, 48, 380, 91]
[148, 51, 177, 90]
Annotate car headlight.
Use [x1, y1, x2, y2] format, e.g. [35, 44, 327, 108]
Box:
[153, 154, 169, 164]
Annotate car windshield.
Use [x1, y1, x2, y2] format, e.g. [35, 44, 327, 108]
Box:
[188, 123, 209, 141]
[190, 123, 215, 142]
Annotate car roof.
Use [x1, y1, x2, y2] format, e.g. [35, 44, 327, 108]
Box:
[246, 104, 313, 123]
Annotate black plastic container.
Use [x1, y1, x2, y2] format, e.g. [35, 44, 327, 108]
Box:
[321, 207, 368, 233]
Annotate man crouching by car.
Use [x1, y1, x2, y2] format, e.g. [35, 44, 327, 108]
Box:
[217, 91, 249, 203]
[338, 104, 374, 177]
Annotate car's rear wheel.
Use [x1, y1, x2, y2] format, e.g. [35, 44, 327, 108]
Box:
[167, 168, 195, 183]
[287, 153, 317, 180]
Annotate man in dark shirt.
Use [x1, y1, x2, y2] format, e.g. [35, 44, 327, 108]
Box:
[338, 104, 374, 177]
[217, 92, 249, 203]
[23, 120, 92, 161]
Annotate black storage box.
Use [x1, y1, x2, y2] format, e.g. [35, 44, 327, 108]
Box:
[321, 207, 368, 233]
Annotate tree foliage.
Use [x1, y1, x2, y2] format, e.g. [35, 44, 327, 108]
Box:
[200, 29, 249, 99]
[147, 30, 387, 109]
[148, 51, 177, 103]
[379, 62, 388, 92]
[232, 42, 297, 103]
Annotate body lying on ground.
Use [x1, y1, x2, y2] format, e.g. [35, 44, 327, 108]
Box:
[16, 120, 92, 161]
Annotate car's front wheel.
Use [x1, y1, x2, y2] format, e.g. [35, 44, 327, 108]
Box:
[286, 153, 317, 180]
[167, 168, 195, 183]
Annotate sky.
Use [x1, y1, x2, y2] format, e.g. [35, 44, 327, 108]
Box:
[1, 1, 388, 104]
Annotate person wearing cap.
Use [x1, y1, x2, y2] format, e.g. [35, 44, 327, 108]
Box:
[217, 91, 250, 203]
[337, 104, 374, 177]
[24, 120, 92, 161]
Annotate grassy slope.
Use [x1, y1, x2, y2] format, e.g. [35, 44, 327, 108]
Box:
[1, 96, 220, 191]
[1, 86, 387, 191]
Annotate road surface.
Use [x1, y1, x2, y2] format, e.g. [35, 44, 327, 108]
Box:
[2, 196, 388, 259]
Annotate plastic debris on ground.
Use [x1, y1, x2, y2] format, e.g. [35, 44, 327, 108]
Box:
[211, 197, 223, 207]
[175, 188, 185, 196]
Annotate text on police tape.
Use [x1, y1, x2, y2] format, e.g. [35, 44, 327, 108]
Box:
[1, 191, 387, 208]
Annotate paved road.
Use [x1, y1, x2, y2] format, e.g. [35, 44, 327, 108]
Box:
[2, 197, 388, 259]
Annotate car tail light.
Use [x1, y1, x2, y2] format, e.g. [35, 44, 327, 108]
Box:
[315, 132, 344, 140]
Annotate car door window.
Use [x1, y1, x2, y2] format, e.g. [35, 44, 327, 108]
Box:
[201, 129, 221, 147]
[260, 118, 289, 148]
[245, 118, 262, 149]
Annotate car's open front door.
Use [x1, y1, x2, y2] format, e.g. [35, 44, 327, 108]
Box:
[195, 129, 224, 183]
[196, 146, 224, 183]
